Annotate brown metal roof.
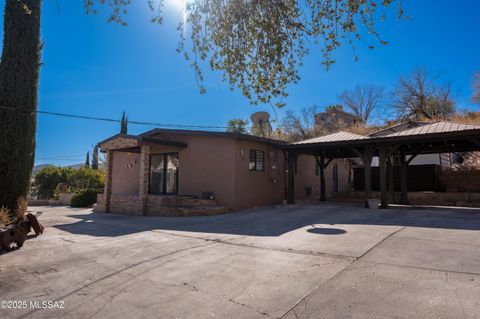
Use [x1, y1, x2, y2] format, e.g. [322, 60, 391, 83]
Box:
[280, 121, 480, 157]
[289, 121, 480, 147]
[368, 121, 427, 137]
[292, 131, 367, 145]
[140, 128, 287, 145]
[383, 121, 480, 137]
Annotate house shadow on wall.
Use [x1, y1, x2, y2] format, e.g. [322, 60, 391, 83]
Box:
[54, 203, 480, 238]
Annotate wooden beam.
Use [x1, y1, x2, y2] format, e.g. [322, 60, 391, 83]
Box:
[406, 154, 418, 165]
[386, 143, 402, 156]
[364, 157, 372, 208]
[399, 154, 409, 205]
[351, 146, 373, 207]
[351, 147, 366, 161]
[325, 158, 334, 167]
[287, 151, 297, 204]
[379, 146, 389, 208]
[387, 156, 395, 203]
[319, 156, 326, 201]
[469, 139, 480, 148]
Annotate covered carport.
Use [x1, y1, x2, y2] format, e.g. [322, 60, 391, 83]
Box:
[279, 122, 480, 208]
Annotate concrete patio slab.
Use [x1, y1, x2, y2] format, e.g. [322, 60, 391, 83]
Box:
[1, 203, 480, 319]
[283, 261, 480, 319]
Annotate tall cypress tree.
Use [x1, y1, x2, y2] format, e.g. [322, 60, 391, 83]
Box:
[0, 0, 42, 216]
[120, 111, 128, 134]
[91, 145, 99, 170]
[85, 152, 90, 168]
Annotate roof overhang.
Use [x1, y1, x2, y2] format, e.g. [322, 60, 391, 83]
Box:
[277, 127, 480, 159]
[140, 128, 288, 145]
[98, 134, 187, 152]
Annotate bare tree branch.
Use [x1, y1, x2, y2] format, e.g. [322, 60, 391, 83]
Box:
[473, 72, 480, 104]
[391, 68, 455, 120]
[281, 105, 319, 141]
[339, 84, 384, 123]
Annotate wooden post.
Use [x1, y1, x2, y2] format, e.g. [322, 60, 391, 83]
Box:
[363, 159, 372, 208]
[319, 156, 326, 201]
[399, 154, 408, 204]
[352, 147, 372, 208]
[387, 156, 395, 203]
[287, 151, 297, 204]
[379, 146, 388, 208]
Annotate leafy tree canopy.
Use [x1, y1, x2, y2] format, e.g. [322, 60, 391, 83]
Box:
[85, 0, 403, 107]
[33, 166, 105, 199]
[226, 118, 248, 133]
[33, 166, 73, 199]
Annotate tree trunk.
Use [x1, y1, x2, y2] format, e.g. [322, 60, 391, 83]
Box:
[0, 0, 42, 217]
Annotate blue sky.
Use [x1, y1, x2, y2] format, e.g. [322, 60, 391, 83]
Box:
[1, 0, 479, 166]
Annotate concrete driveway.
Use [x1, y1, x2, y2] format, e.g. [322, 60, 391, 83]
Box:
[1, 203, 480, 318]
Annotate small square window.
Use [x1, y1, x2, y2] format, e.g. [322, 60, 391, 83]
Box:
[249, 150, 265, 171]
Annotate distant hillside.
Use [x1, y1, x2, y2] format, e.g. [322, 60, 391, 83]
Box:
[32, 164, 54, 176]
[66, 163, 85, 170]
[33, 163, 105, 175]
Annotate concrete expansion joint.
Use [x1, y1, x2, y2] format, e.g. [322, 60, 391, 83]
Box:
[279, 259, 355, 319]
[218, 240, 355, 261]
[151, 229, 356, 261]
[367, 261, 480, 277]
[279, 225, 412, 319]
[398, 235, 480, 249]
[357, 225, 408, 260]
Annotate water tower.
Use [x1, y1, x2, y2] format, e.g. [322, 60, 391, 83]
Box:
[250, 111, 270, 138]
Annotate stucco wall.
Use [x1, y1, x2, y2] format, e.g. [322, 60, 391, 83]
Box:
[233, 140, 286, 210]
[294, 156, 350, 199]
[111, 152, 141, 195]
[148, 133, 237, 208]
[106, 132, 348, 212]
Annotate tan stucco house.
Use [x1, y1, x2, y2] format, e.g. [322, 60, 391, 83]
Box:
[95, 128, 348, 216]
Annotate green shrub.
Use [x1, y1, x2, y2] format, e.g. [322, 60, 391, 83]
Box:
[69, 167, 105, 191]
[33, 166, 73, 199]
[70, 189, 102, 208]
[33, 166, 105, 200]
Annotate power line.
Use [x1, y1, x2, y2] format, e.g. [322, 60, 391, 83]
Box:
[0, 105, 284, 131]
[36, 158, 85, 162]
[36, 157, 85, 160]
[36, 154, 85, 159]
[0, 105, 234, 130]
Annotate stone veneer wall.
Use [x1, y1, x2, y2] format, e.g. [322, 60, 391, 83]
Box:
[330, 191, 480, 207]
[94, 194, 106, 212]
[95, 194, 142, 215]
[94, 193, 229, 216]
[145, 195, 229, 217]
[109, 194, 142, 215]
